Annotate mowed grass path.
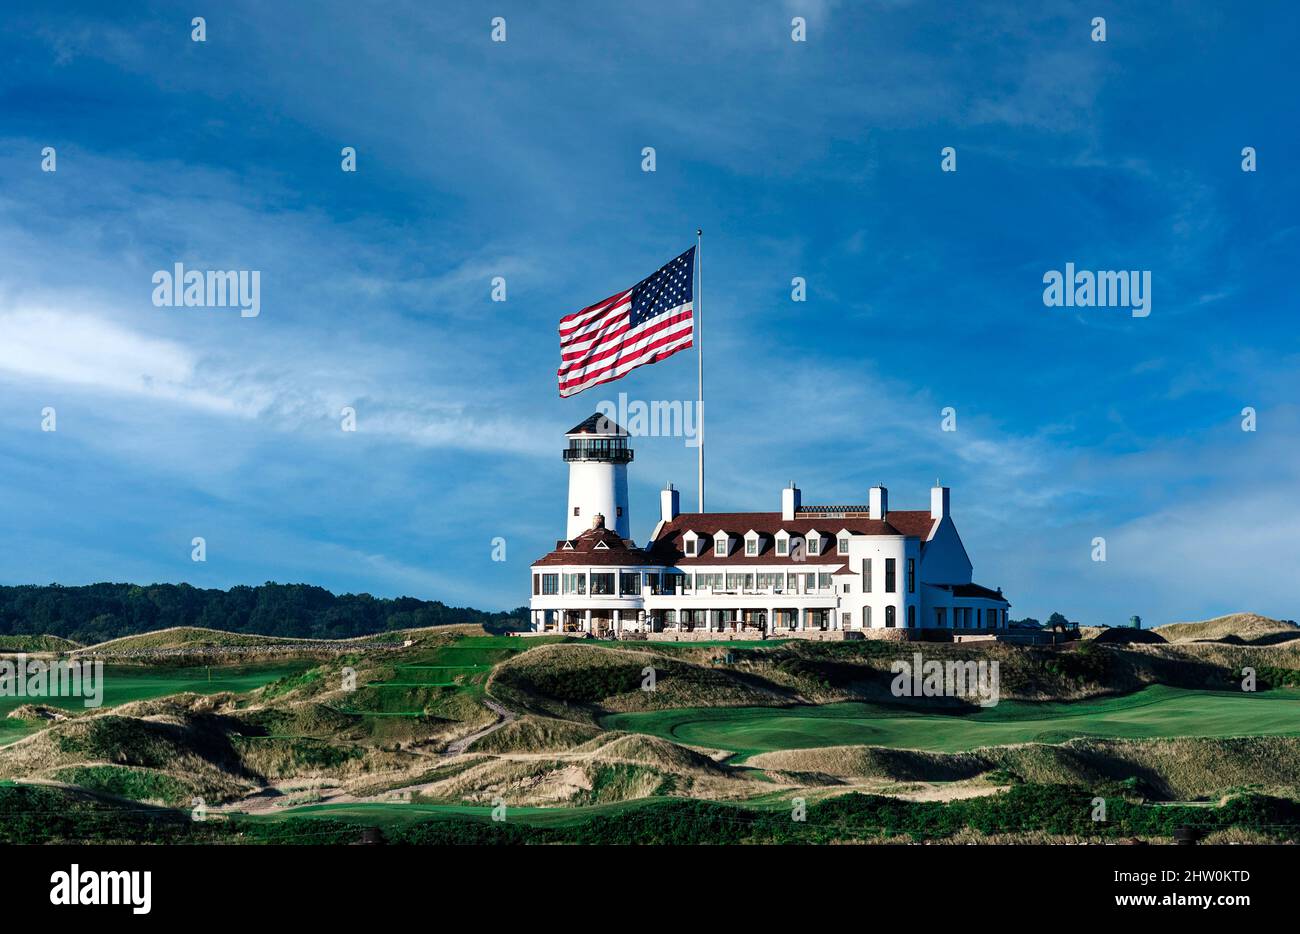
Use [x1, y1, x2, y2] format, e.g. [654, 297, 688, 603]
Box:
[0, 663, 311, 745]
[601, 686, 1300, 758]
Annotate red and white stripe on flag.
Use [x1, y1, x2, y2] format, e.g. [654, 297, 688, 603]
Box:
[557, 249, 695, 398]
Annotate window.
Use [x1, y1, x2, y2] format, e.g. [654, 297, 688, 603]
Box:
[842, 612, 852, 628]
[864, 606, 872, 628]
[684, 538, 697, 557]
[616, 506, 623, 517]
[806, 536, 821, 556]
[590, 573, 615, 595]
[885, 605, 896, 628]
[935, 607, 945, 627]
[573, 506, 580, 517]
[907, 605, 916, 628]
[757, 572, 783, 591]
[696, 572, 723, 591]
[726, 573, 755, 591]
[776, 537, 789, 556]
[885, 558, 896, 593]
[562, 573, 586, 595]
[907, 558, 915, 594]
[862, 558, 872, 593]
[817, 573, 832, 590]
[620, 572, 640, 596]
[842, 583, 850, 593]
[837, 537, 850, 555]
[532, 574, 539, 596]
[542, 574, 559, 595]
[745, 537, 758, 556]
[714, 537, 728, 557]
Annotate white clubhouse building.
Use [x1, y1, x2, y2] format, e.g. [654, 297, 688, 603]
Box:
[529, 414, 1010, 638]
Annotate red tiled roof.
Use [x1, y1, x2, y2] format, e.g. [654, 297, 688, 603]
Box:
[531, 524, 652, 567]
[880, 510, 941, 539]
[643, 510, 938, 566]
[532, 509, 941, 569]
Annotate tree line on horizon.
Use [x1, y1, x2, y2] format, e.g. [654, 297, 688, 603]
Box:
[0, 582, 527, 645]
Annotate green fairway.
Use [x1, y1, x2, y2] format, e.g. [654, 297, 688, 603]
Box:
[0, 662, 312, 746]
[243, 795, 760, 829]
[600, 685, 1300, 758]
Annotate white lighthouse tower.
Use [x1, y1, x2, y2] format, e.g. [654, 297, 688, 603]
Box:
[564, 413, 632, 540]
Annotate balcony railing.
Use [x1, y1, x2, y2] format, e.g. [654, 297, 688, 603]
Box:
[647, 586, 836, 598]
[562, 447, 634, 464]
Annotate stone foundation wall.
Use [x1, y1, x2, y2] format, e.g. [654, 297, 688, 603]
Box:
[642, 630, 766, 642]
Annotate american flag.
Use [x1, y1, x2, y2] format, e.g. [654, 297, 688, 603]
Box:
[557, 247, 695, 398]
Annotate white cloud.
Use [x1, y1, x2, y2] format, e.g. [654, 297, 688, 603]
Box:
[0, 301, 552, 457]
[0, 305, 243, 415]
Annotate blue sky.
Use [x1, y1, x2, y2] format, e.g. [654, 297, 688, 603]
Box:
[1, 1, 1297, 623]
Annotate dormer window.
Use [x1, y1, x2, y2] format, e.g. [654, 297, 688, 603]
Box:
[714, 536, 728, 557]
[837, 531, 851, 556]
[744, 530, 761, 557]
[683, 530, 699, 557]
[775, 530, 790, 556]
[806, 530, 822, 556]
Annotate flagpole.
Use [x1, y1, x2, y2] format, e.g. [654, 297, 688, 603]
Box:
[696, 227, 704, 513]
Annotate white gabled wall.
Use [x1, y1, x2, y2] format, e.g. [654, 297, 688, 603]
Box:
[918, 516, 973, 585]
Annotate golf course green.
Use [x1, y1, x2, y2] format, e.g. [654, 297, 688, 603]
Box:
[600, 685, 1300, 758]
[0, 663, 312, 746]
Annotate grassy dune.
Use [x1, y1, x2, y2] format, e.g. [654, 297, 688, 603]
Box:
[5, 623, 1300, 833]
[750, 735, 1300, 800]
[0, 635, 81, 652]
[0, 663, 311, 746]
[1155, 612, 1299, 645]
[468, 715, 602, 753]
[74, 627, 314, 652]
